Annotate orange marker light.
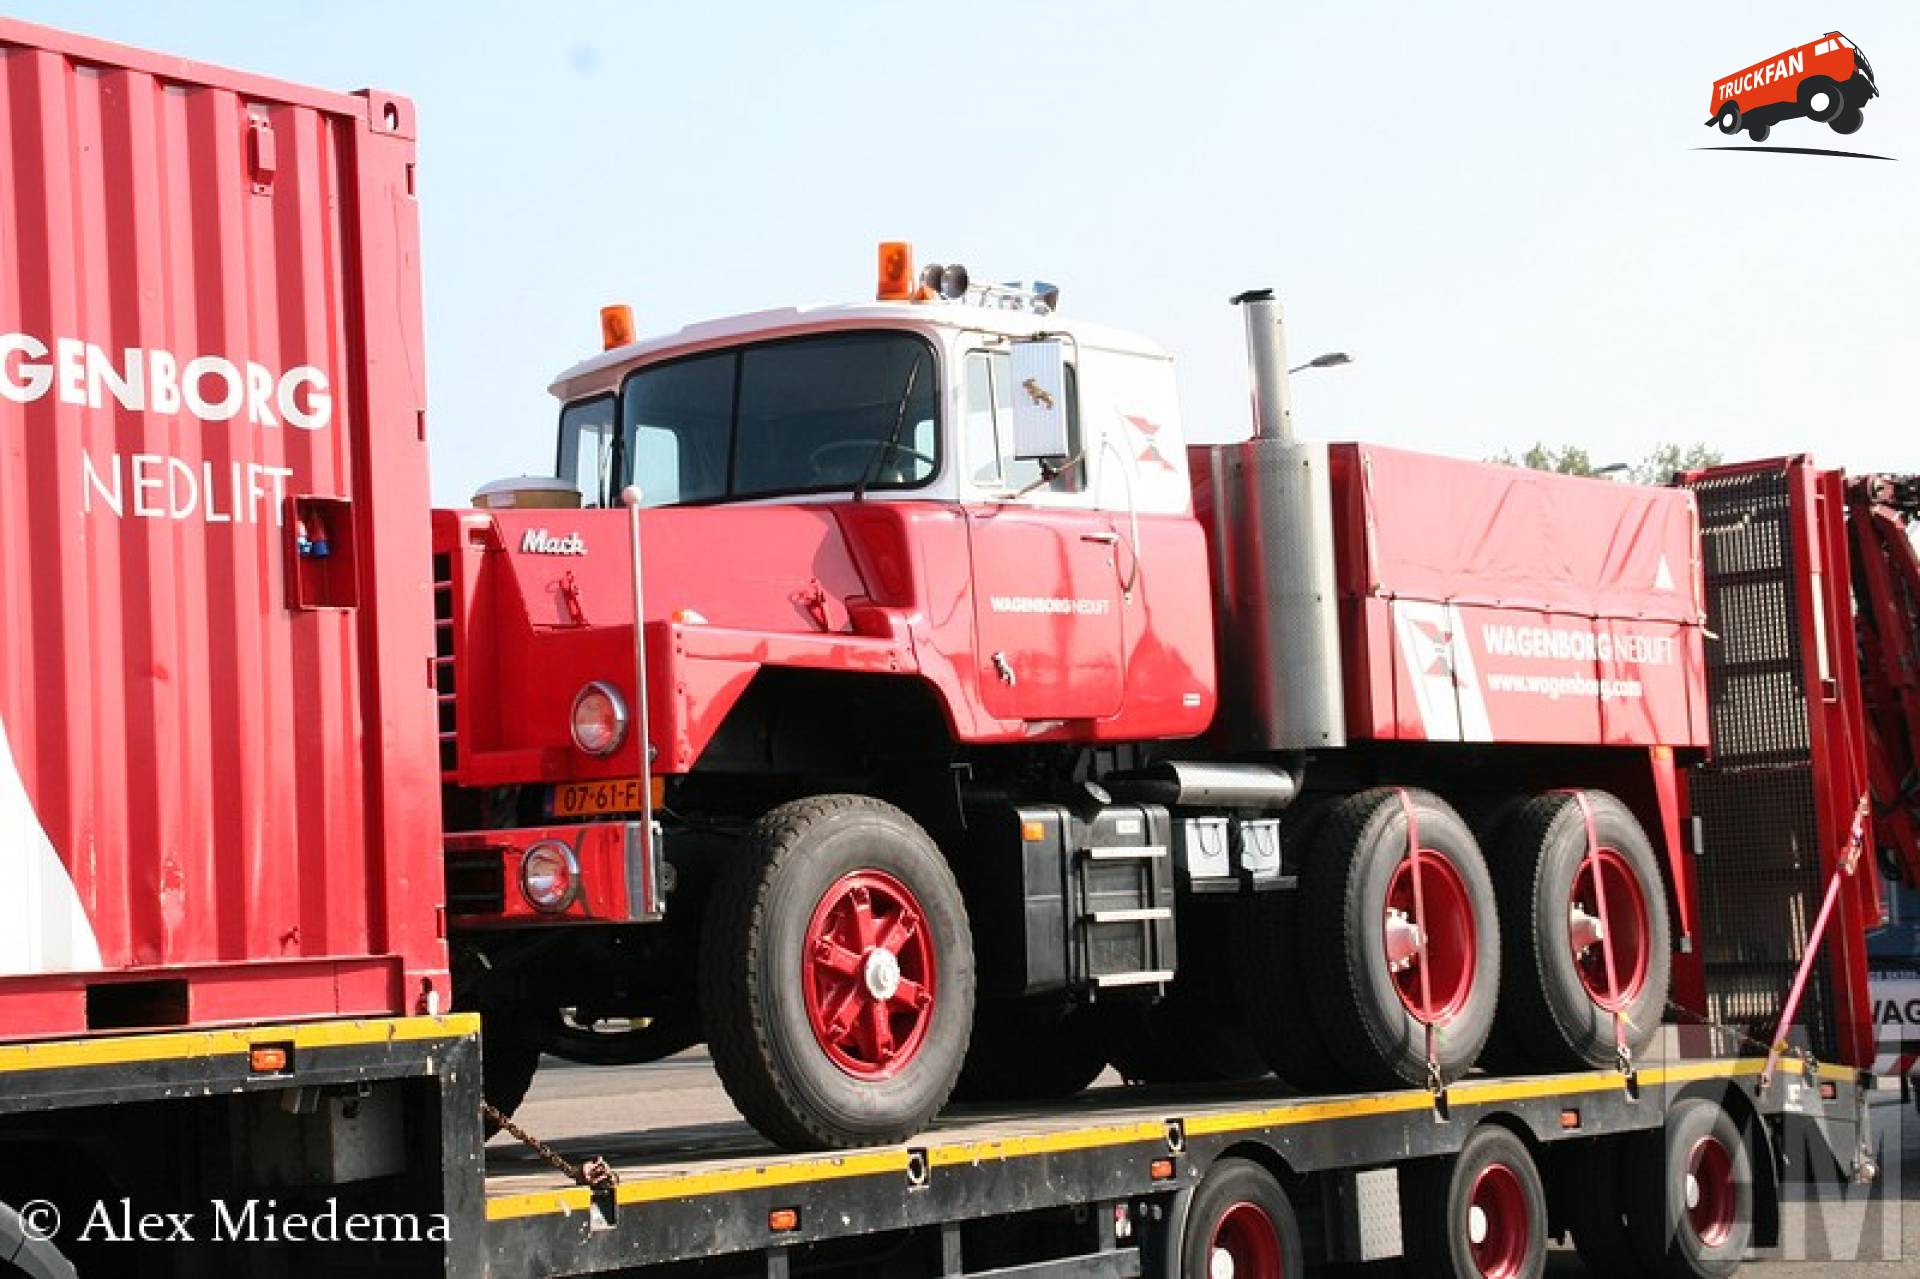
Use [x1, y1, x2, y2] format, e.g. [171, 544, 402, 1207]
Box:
[1021, 820, 1046, 843]
[250, 1044, 291, 1073]
[1149, 1158, 1176, 1181]
[768, 1207, 800, 1232]
[600, 303, 636, 351]
[1559, 1109, 1581, 1130]
[876, 241, 914, 301]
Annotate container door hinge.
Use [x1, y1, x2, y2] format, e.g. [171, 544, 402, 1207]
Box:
[247, 117, 276, 194]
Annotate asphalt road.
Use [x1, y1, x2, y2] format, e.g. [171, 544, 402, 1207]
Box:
[502, 1055, 1916, 1274]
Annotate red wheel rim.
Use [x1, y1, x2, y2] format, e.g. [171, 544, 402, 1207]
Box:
[1208, 1201, 1283, 1278]
[1685, 1135, 1737, 1248]
[1383, 850, 1478, 1024]
[801, 870, 936, 1080]
[1567, 847, 1651, 1012]
[1466, 1162, 1531, 1278]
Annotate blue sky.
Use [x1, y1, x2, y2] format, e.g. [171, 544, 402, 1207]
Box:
[11, 2, 1917, 502]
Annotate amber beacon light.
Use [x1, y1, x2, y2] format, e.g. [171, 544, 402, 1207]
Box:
[600, 303, 637, 350]
[876, 241, 915, 301]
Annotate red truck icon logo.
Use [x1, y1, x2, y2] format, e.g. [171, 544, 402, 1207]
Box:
[1707, 31, 1878, 142]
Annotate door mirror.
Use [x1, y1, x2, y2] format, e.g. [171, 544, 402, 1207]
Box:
[1009, 339, 1071, 462]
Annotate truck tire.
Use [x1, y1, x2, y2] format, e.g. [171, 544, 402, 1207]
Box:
[699, 795, 974, 1150]
[480, 1009, 546, 1137]
[1177, 1158, 1304, 1279]
[1798, 76, 1844, 122]
[1716, 103, 1741, 135]
[1561, 1137, 1650, 1277]
[1625, 1099, 1754, 1277]
[1830, 106, 1865, 135]
[1485, 790, 1670, 1071]
[1402, 1125, 1547, 1279]
[1299, 788, 1499, 1089]
[953, 1000, 1105, 1101]
[1746, 121, 1771, 143]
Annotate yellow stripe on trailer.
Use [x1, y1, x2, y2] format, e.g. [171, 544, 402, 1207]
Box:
[0, 1013, 479, 1075]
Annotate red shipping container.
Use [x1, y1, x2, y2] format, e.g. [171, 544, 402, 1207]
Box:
[1328, 444, 1712, 748]
[0, 18, 444, 1038]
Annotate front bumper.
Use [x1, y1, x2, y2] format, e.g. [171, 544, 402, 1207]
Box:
[445, 820, 664, 927]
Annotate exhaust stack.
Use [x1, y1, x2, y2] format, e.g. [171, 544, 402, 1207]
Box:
[1208, 290, 1347, 750]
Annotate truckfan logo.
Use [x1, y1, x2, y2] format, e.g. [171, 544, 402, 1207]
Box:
[1701, 31, 1886, 156]
[521, 529, 587, 556]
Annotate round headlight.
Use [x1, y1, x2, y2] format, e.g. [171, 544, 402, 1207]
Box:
[570, 681, 628, 756]
[519, 841, 579, 912]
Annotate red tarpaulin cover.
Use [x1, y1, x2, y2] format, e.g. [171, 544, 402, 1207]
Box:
[1328, 444, 1710, 747]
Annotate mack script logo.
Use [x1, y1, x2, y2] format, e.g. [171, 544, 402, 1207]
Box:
[1699, 30, 1890, 159]
[520, 529, 586, 556]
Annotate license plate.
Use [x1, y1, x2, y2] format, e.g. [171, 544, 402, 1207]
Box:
[550, 779, 646, 819]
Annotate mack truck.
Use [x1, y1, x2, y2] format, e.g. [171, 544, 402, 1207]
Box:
[439, 242, 1920, 1157]
[7, 15, 1920, 1279]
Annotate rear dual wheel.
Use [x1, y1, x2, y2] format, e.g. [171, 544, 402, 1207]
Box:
[1295, 789, 1500, 1089]
[699, 795, 974, 1150]
[1485, 790, 1670, 1072]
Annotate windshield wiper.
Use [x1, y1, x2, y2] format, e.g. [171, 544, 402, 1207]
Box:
[853, 351, 925, 503]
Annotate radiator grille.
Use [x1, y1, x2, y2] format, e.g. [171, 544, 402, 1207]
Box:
[434, 552, 458, 776]
[1685, 467, 1837, 1057]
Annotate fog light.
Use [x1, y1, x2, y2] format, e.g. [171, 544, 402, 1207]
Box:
[520, 841, 580, 912]
[570, 681, 628, 756]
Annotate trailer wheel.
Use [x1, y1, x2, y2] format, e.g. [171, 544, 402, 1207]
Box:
[953, 1000, 1105, 1101]
[1715, 103, 1741, 135]
[1561, 1137, 1648, 1277]
[1625, 1099, 1754, 1277]
[1486, 791, 1670, 1071]
[699, 794, 974, 1150]
[1403, 1125, 1546, 1279]
[1798, 76, 1845, 122]
[1830, 106, 1865, 135]
[1178, 1158, 1303, 1279]
[1299, 789, 1499, 1089]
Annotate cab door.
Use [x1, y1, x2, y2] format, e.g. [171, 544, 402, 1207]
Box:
[959, 348, 1125, 722]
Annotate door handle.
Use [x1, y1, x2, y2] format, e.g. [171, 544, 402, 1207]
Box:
[1079, 531, 1120, 544]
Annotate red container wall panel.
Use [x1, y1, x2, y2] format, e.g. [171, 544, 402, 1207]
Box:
[1329, 443, 1710, 747]
[0, 21, 442, 1032]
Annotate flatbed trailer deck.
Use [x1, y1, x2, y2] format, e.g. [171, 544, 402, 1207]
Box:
[3, 1014, 1874, 1276]
[480, 1038, 1872, 1277]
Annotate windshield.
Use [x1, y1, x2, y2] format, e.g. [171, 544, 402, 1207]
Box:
[557, 330, 940, 509]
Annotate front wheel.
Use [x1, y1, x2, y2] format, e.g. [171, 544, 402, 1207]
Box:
[1799, 76, 1844, 122]
[699, 795, 974, 1150]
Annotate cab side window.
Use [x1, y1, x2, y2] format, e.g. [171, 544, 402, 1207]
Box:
[963, 349, 1083, 497]
[556, 394, 617, 507]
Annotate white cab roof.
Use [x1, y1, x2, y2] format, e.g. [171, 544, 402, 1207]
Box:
[548, 301, 1171, 401]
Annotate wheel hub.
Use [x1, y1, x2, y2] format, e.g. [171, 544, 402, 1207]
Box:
[800, 870, 937, 1081]
[863, 947, 902, 1001]
[1385, 908, 1425, 972]
[1567, 848, 1652, 1013]
[1466, 1163, 1529, 1279]
[1207, 1202, 1281, 1279]
[1568, 903, 1607, 955]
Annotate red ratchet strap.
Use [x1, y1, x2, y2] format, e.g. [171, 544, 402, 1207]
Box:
[1395, 787, 1443, 1093]
[1761, 793, 1871, 1090]
[1564, 789, 1631, 1074]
